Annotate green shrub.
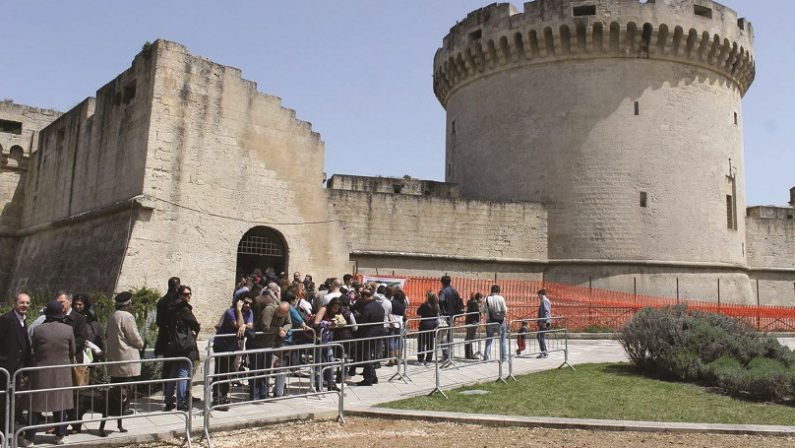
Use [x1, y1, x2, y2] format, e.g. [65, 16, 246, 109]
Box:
[621, 305, 795, 402]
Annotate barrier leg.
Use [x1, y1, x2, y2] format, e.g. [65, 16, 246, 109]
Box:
[497, 324, 508, 384]
[337, 358, 346, 424]
[558, 330, 575, 371]
[507, 325, 517, 381]
[203, 357, 214, 448]
[428, 332, 447, 398]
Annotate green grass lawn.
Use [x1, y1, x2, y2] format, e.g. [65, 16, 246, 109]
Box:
[382, 363, 795, 425]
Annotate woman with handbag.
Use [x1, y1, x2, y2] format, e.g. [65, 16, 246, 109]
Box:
[163, 285, 200, 412]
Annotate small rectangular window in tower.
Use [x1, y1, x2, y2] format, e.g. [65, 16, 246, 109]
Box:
[0, 119, 22, 135]
[733, 112, 738, 125]
[469, 29, 482, 41]
[573, 5, 596, 16]
[694, 5, 713, 19]
[639, 191, 648, 208]
[634, 101, 640, 116]
[451, 120, 456, 135]
[726, 195, 734, 229]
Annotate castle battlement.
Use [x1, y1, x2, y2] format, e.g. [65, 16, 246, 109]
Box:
[434, 0, 755, 106]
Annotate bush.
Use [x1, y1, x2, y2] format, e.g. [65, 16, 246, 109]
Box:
[621, 305, 795, 402]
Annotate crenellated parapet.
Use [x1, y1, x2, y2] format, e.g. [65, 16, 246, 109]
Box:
[433, 0, 755, 107]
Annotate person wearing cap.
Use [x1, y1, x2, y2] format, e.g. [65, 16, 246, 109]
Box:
[105, 291, 146, 415]
[211, 295, 253, 409]
[24, 300, 76, 446]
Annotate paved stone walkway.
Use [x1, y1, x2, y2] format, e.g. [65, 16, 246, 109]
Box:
[15, 337, 795, 447]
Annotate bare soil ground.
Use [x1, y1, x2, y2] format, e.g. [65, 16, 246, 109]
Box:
[130, 417, 795, 448]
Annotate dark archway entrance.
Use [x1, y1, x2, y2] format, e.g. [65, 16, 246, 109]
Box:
[236, 226, 288, 282]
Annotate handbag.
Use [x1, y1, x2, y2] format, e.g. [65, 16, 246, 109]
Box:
[72, 365, 89, 386]
[168, 317, 195, 355]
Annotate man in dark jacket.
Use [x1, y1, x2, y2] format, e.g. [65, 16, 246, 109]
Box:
[155, 277, 181, 357]
[0, 293, 32, 441]
[355, 290, 385, 386]
[438, 275, 462, 365]
[56, 291, 89, 432]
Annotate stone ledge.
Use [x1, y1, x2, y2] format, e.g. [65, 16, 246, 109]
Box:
[350, 407, 795, 437]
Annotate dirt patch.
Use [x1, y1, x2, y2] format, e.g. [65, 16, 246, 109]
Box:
[129, 417, 795, 448]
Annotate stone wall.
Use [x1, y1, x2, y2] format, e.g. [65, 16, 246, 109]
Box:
[746, 206, 795, 306]
[0, 101, 60, 296]
[7, 210, 133, 296]
[326, 189, 547, 278]
[327, 174, 459, 198]
[115, 41, 351, 328]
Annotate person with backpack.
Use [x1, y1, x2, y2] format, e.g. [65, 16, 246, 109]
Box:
[482, 284, 508, 363]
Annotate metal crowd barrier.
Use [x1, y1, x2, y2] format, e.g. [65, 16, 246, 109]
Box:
[320, 321, 405, 383]
[10, 356, 194, 448]
[203, 342, 344, 448]
[429, 322, 505, 398]
[1, 367, 8, 448]
[507, 317, 574, 380]
[401, 316, 450, 380]
[205, 328, 319, 393]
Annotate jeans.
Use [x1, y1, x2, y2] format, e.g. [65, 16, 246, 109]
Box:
[441, 318, 453, 361]
[163, 360, 192, 407]
[25, 410, 66, 440]
[249, 352, 272, 400]
[483, 321, 507, 362]
[537, 327, 548, 354]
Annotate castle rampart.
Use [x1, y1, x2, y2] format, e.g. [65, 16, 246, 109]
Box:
[434, 0, 755, 105]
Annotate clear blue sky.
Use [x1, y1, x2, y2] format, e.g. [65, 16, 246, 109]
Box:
[1, 1, 791, 206]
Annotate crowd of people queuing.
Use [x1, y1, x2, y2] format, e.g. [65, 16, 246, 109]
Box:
[0, 268, 554, 446]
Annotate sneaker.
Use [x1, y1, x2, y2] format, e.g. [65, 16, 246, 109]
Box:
[18, 438, 34, 448]
[177, 403, 190, 412]
[164, 402, 176, 411]
[536, 354, 545, 359]
[54, 436, 66, 445]
[355, 380, 374, 386]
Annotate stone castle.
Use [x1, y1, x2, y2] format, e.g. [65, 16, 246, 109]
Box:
[1, 0, 793, 326]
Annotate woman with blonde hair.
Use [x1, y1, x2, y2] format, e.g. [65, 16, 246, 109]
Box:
[416, 291, 440, 366]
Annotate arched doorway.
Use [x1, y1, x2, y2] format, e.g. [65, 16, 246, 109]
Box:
[235, 226, 288, 282]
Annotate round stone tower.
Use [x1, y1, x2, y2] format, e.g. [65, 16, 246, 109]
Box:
[434, 0, 756, 301]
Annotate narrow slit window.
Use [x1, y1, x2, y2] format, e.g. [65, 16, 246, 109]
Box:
[733, 112, 738, 125]
[634, 101, 640, 115]
[640, 191, 648, 208]
[726, 195, 734, 229]
[573, 5, 596, 17]
[451, 120, 456, 135]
